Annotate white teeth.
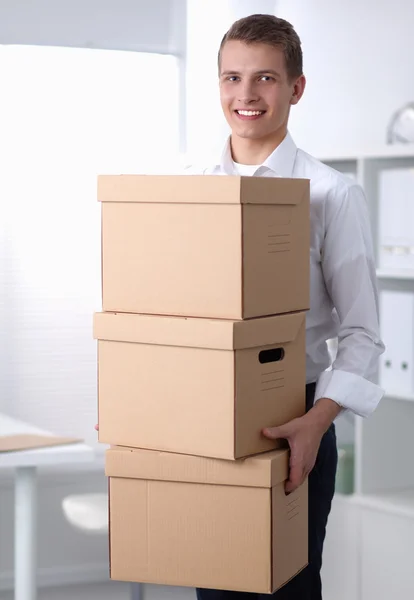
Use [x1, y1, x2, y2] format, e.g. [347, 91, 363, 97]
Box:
[237, 110, 264, 116]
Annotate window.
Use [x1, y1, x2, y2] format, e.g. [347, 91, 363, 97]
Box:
[0, 45, 179, 446]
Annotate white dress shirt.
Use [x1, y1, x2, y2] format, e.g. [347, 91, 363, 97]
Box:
[186, 132, 385, 418]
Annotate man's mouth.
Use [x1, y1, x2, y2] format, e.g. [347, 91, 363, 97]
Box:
[234, 109, 266, 120]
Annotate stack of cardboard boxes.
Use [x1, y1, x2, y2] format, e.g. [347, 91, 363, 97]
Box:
[93, 174, 310, 593]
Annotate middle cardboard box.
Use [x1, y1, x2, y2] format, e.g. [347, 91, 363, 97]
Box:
[94, 309, 306, 460]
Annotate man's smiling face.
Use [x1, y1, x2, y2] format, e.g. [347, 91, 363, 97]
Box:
[219, 40, 302, 145]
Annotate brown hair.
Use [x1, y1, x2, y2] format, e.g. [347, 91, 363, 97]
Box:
[218, 14, 303, 82]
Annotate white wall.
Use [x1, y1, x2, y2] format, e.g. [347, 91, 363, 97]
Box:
[276, 0, 414, 156]
[185, 0, 277, 160]
[185, 0, 414, 159]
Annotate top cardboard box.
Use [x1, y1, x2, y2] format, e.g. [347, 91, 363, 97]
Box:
[98, 175, 310, 320]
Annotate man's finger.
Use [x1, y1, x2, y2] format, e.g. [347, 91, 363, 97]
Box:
[262, 424, 289, 440]
[285, 462, 304, 494]
[94, 424, 99, 431]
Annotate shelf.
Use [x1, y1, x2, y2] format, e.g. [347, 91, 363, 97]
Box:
[353, 489, 414, 518]
[333, 492, 356, 503]
[384, 392, 414, 403]
[376, 268, 414, 280]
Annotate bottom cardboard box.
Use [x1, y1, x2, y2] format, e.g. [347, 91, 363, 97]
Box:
[105, 446, 308, 594]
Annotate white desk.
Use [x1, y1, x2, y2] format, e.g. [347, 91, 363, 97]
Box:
[0, 414, 95, 600]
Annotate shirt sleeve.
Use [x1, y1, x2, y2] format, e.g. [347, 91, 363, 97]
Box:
[314, 182, 386, 417]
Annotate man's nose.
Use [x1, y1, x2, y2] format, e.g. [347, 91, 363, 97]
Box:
[238, 82, 259, 104]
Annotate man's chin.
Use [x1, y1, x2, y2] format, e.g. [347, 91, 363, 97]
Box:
[232, 128, 268, 140]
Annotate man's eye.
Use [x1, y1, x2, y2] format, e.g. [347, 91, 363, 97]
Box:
[228, 76, 239, 82]
[260, 75, 273, 82]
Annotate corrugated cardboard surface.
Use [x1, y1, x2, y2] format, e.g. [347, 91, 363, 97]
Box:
[101, 201, 243, 319]
[98, 175, 309, 319]
[97, 174, 308, 205]
[242, 201, 310, 318]
[93, 310, 306, 349]
[105, 446, 290, 487]
[96, 312, 306, 460]
[234, 316, 306, 458]
[98, 340, 236, 459]
[107, 446, 307, 593]
[0, 434, 82, 452]
[272, 479, 308, 591]
[98, 174, 244, 204]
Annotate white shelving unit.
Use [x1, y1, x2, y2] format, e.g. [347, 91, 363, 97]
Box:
[319, 145, 414, 600]
[384, 391, 414, 403]
[377, 268, 414, 280]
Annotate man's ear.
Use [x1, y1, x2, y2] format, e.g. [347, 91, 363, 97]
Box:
[290, 74, 306, 106]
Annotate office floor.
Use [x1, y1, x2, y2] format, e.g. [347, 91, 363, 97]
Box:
[0, 582, 130, 600]
[0, 582, 339, 600]
[0, 582, 196, 600]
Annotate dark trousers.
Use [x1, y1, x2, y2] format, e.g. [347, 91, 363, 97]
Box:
[196, 382, 338, 600]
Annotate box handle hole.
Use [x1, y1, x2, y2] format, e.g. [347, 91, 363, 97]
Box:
[259, 348, 285, 364]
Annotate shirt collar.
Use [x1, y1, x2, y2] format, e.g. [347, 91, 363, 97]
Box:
[209, 131, 298, 177]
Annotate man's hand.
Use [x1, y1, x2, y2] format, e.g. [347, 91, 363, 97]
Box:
[262, 398, 341, 494]
[94, 424, 99, 432]
[262, 415, 323, 494]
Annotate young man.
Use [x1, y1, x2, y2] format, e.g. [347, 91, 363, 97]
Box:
[189, 14, 385, 600]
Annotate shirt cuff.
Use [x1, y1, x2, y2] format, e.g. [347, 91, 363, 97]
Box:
[314, 369, 385, 418]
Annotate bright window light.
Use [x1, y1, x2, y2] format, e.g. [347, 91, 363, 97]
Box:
[0, 45, 180, 173]
[0, 45, 180, 300]
[0, 45, 179, 439]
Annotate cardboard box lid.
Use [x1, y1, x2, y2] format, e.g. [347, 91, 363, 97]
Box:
[105, 446, 289, 488]
[93, 311, 306, 350]
[97, 175, 309, 206]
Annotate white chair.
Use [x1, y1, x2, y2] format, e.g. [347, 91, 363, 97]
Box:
[62, 492, 142, 600]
